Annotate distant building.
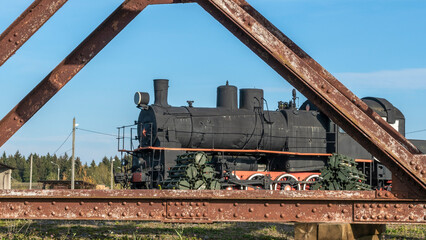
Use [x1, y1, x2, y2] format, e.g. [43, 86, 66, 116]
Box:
[0, 163, 14, 189]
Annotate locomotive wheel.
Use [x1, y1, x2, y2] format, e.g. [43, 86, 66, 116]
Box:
[302, 174, 320, 190]
[244, 173, 273, 190]
[274, 174, 300, 190]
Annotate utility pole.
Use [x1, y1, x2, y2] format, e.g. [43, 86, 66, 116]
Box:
[110, 158, 114, 190]
[51, 161, 60, 180]
[71, 117, 76, 189]
[29, 154, 33, 190]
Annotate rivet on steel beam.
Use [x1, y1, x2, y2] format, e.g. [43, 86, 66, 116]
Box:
[355, 204, 360, 208]
[280, 214, 284, 218]
[150, 202, 154, 206]
[80, 201, 84, 205]
[363, 204, 368, 208]
[203, 213, 207, 217]
[421, 170, 426, 174]
[175, 213, 179, 217]
[94, 207, 98, 211]
[122, 202, 127, 205]
[326, 89, 332, 93]
[295, 203, 300, 207]
[394, 216, 399, 220]
[395, 204, 400, 208]
[24, 201, 29, 205]
[52, 201, 56, 205]
[24, 211, 28, 216]
[203, 202, 208, 206]
[168, 202, 172, 206]
[378, 204, 383, 208]
[249, 208, 254, 212]
[149, 212, 154, 217]
[160, 202, 164, 206]
[377, 215, 382, 219]
[10, 206, 14, 210]
[51, 212, 55, 216]
[13, 33, 17, 37]
[385, 192, 390, 197]
[328, 203, 332, 207]
[38, 206, 42, 210]
[108, 212, 112, 216]
[321, 84, 325, 89]
[181, 202, 184, 206]
[190, 213, 195, 217]
[424, 216, 426, 220]
[8, 38, 12, 42]
[378, 192, 383, 197]
[122, 212, 126, 216]
[409, 216, 414, 220]
[296, 214, 301, 218]
[196, 213, 201, 217]
[79, 212, 83, 216]
[327, 214, 332, 219]
[264, 203, 269, 207]
[355, 215, 360, 219]
[312, 208, 317, 213]
[234, 213, 238, 218]
[162, 213, 166, 217]
[234, 203, 238, 206]
[385, 204, 390, 208]
[415, 165, 421, 170]
[174, 202, 178, 206]
[108, 202, 113, 206]
[196, 202, 200, 206]
[362, 215, 367, 219]
[342, 209, 348, 213]
[410, 161, 415, 165]
[190, 202, 194, 206]
[423, 205, 426, 209]
[385, 215, 390, 219]
[371, 215, 376, 219]
[168, 213, 172, 217]
[409, 204, 414, 208]
[218, 208, 223, 212]
[14, 42, 19, 46]
[280, 203, 284, 207]
[181, 213, 185, 217]
[264, 213, 269, 218]
[65, 206, 69, 210]
[137, 212, 142, 217]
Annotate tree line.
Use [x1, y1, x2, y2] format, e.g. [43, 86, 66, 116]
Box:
[1, 151, 128, 188]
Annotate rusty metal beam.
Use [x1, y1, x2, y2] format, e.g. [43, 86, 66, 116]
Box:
[0, 0, 191, 147]
[197, 0, 426, 197]
[0, 190, 424, 223]
[0, 0, 68, 67]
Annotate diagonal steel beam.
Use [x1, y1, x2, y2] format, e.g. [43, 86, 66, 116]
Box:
[0, 0, 194, 147]
[0, 0, 68, 67]
[197, 0, 425, 197]
[0, 0, 151, 147]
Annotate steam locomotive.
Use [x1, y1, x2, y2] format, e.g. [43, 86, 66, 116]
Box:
[116, 79, 425, 190]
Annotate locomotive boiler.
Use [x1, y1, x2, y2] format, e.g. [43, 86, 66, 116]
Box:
[117, 79, 423, 190]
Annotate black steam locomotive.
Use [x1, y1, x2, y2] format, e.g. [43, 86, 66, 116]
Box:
[116, 79, 424, 190]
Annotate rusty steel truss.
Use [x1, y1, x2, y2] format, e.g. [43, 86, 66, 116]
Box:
[0, 190, 424, 224]
[0, 0, 425, 223]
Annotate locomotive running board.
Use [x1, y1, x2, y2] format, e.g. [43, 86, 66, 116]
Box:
[0, 0, 424, 222]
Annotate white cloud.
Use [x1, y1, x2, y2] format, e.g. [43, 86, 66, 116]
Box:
[335, 68, 426, 90]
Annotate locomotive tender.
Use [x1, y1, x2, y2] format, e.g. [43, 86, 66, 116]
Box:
[120, 79, 418, 190]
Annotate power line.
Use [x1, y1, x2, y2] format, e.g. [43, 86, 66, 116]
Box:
[76, 127, 117, 137]
[406, 129, 426, 135]
[53, 131, 73, 154]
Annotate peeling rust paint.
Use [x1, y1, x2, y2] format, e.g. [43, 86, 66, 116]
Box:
[0, 190, 423, 223]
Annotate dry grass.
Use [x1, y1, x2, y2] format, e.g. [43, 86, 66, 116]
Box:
[0, 220, 423, 240]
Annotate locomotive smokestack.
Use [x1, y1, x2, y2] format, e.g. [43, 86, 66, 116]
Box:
[153, 79, 170, 107]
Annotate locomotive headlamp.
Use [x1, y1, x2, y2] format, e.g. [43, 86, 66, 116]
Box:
[134, 92, 150, 106]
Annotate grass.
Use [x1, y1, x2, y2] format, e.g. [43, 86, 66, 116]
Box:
[0, 220, 423, 240]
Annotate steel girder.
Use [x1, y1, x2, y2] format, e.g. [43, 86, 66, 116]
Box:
[0, 0, 424, 222]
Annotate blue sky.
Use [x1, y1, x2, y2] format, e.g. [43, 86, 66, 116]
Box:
[0, 0, 425, 163]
